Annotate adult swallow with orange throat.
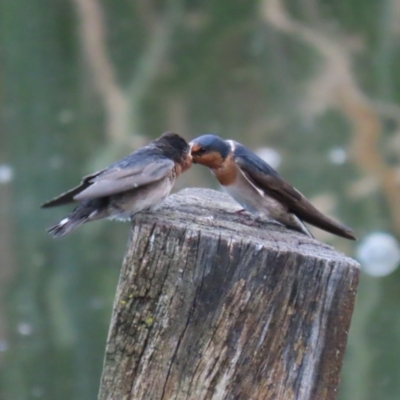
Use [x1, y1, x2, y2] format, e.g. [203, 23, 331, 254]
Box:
[42, 132, 192, 237]
[190, 134, 356, 240]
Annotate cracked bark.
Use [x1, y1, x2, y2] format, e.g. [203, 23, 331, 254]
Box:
[98, 188, 359, 400]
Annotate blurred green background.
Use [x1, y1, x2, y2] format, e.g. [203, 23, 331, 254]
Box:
[1, 0, 400, 399]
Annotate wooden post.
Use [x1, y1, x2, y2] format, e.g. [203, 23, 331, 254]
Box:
[98, 188, 359, 400]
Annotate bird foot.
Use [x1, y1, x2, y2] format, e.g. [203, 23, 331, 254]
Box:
[232, 209, 258, 225]
[233, 209, 247, 215]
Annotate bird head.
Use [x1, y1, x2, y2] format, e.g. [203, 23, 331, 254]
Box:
[158, 132, 192, 171]
[190, 134, 230, 169]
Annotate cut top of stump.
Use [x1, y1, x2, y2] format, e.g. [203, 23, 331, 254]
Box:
[134, 188, 359, 266]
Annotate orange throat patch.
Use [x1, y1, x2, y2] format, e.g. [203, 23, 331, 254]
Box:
[212, 154, 237, 186]
[192, 151, 224, 169]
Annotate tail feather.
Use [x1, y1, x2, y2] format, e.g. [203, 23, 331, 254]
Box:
[47, 200, 103, 237]
[46, 200, 105, 237]
[297, 209, 356, 240]
[47, 215, 88, 238]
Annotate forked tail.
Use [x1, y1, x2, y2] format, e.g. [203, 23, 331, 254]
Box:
[46, 200, 104, 238]
[47, 215, 87, 238]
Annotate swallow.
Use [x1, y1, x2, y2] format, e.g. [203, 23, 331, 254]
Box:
[42, 132, 192, 237]
[190, 134, 356, 240]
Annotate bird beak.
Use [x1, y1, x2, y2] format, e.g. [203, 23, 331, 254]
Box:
[189, 142, 200, 163]
[189, 142, 200, 153]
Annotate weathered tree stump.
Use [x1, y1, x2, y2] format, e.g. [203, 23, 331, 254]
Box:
[98, 188, 359, 400]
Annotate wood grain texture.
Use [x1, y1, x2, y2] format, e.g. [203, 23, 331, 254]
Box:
[98, 188, 359, 400]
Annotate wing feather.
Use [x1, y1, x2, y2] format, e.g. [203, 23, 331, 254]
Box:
[41, 152, 174, 207]
[234, 144, 356, 239]
[74, 159, 174, 201]
[41, 170, 104, 208]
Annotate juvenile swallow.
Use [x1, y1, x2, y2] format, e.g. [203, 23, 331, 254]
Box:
[190, 134, 356, 240]
[42, 132, 192, 237]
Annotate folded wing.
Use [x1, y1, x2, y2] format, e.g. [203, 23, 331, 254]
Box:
[234, 144, 356, 240]
[41, 156, 174, 208]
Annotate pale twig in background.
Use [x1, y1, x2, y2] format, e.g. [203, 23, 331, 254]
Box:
[74, 0, 183, 148]
[127, 0, 183, 136]
[263, 0, 400, 233]
[73, 0, 129, 144]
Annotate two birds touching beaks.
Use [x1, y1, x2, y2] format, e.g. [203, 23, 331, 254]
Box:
[42, 132, 356, 240]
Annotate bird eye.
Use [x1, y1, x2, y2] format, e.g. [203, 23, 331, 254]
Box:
[195, 147, 207, 155]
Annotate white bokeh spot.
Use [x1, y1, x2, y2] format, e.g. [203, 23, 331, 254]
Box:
[255, 147, 281, 169]
[0, 164, 14, 184]
[356, 232, 400, 277]
[328, 147, 347, 165]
